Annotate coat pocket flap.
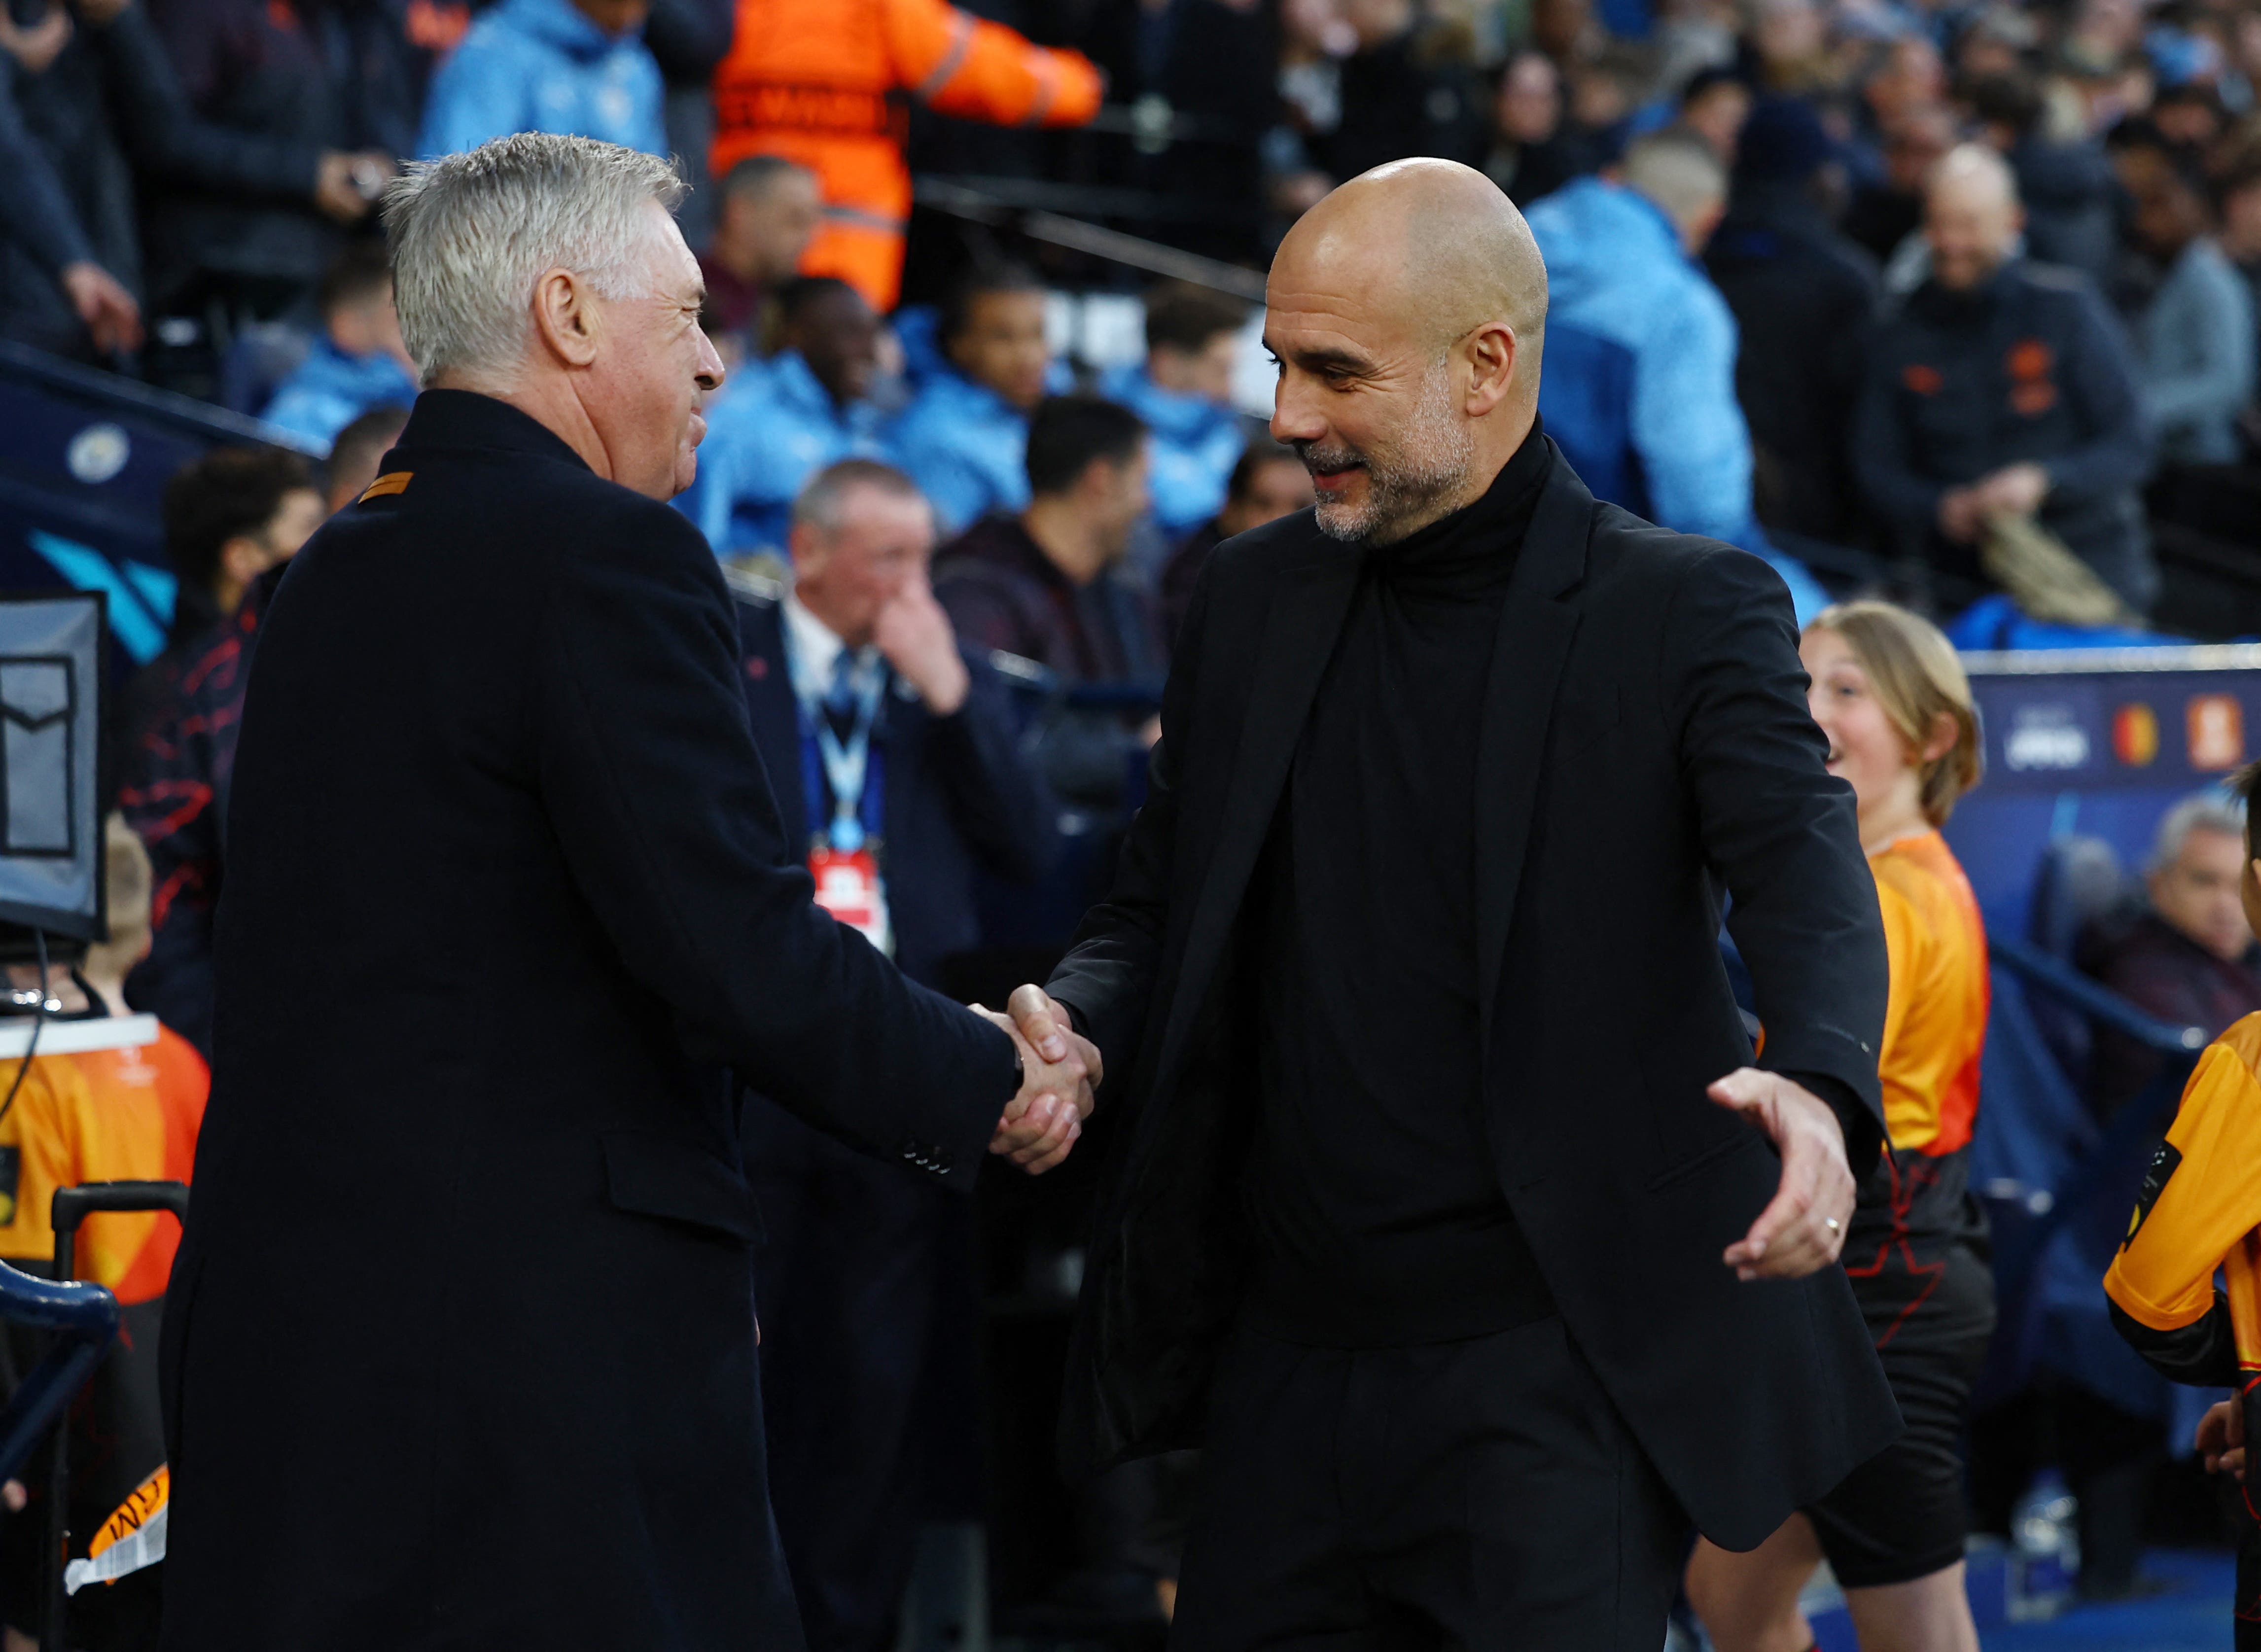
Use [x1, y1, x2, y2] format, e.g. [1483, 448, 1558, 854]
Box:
[601, 1130, 762, 1245]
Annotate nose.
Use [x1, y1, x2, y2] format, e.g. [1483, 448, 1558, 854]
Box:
[1270, 377, 1324, 447]
[695, 327, 726, 396]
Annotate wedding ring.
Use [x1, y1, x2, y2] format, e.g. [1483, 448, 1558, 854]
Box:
[1824, 1217, 1841, 1233]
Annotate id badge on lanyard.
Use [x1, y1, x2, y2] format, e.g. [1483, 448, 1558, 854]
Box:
[793, 651, 893, 957]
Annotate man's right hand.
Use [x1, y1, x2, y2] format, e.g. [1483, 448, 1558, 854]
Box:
[2199, 1396, 2247, 1480]
[314, 150, 393, 222]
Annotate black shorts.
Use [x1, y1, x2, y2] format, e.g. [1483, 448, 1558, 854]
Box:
[1806, 1237, 1995, 1589]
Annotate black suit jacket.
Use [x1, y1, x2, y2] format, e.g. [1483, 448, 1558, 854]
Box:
[158, 391, 1018, 1651]
[1047, 451, 1900, 1550]
[729, 579, 1057, 985]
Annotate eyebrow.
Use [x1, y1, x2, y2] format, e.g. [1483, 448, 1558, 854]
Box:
[1273, 342, 1373, 376]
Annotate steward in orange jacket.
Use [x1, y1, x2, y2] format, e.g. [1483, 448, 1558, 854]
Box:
[711, 0, 1102, 310]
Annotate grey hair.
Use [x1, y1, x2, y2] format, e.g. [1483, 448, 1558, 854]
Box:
[793, 458, 928, 531]
[383, 133, 686, 387]
[2151, 791, 2248, 874]
[1621, 129, 1728, 228]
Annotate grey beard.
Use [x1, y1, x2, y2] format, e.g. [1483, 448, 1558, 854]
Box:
[1307, 367, 1477, 544]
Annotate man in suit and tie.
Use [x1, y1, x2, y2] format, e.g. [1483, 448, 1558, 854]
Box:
[730, 457, 1056, 1650]
[159, 134, 1096, 1651]
[1004, 156, 1901, 1647]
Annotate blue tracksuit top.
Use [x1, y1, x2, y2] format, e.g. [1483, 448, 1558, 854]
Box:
[416, 0, 666, 160]
[888, 369, 1032, 535]
[678, 351, 894, 556]
[1098, 362, 1244, 539]
[259, 339, 421, 454]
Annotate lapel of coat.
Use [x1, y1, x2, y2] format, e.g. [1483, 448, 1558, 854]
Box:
[738, 600, 811, 851]
[1152, 535, 1362, 1080]
[1475, 451, 1594, 1056]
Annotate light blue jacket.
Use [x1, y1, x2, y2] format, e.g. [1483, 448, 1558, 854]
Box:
[1098, 362, 1244, 537]
[2137, 237, 2256, 466]
[416, 0, 666, 160]
[1525, 178, 1828, 622]
[889, 369, 1031, 534]
[259, 339, 420, 454]
[678, 351, 895, 555]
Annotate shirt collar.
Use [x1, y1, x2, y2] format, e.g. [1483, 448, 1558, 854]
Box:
[781, 587, 880, 700]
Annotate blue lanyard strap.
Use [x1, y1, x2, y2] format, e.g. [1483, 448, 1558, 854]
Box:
[784, 625, 887, 854]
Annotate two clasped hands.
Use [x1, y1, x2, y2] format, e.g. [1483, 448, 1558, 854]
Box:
[975, 984, 1859, 1282]
[977, 985, 1101, 1176]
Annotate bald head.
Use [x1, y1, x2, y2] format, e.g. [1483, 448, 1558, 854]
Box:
[1265, 160, 1551, 544]
[1280, 158, 1549, 365]
[1925, 142, 2022, 290]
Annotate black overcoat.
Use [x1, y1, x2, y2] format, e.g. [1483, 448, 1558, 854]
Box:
[1048, 451, 1903, 1550]
[158, 390, 1018, 1650]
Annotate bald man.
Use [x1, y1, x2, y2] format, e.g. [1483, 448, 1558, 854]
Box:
[1852, 143, 2155, 613]
[1003, 159, 1898, 1649]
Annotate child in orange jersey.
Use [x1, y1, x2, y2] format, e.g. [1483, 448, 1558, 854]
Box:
[1689, 600, 1992, 1652]
[0, 817, 208, 1649]
[2104, 757, 2261, 1652]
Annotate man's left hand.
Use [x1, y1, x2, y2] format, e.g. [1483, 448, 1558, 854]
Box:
[1709, 1068, 1856, 1281]
[874, 573, 969, 715]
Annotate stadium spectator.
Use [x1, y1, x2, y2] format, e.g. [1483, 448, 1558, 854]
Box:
[141, 0, 413, 342]
[891, 265, 1053, 534]
[417, 0, 665, 159]
[2116, 134, 2256, 466]
[1314, 0, 1488, 184]
[320, 403, 413, 515]
[1098, 283, 1250, 541]
[1160, 438, 1314, 645]
[698, 155, 821, 343]
[1705, 96, 1881, 542]
[934, 395, 1164, 808]
[1679, 66, 1755, 167]
[0, 35, 142, 360]
[1528, 130, 1823, 609]
[1842, 103, 1956, 266]
[1851, 145, 2155, 613]
[680, 276, 892, 558]
[707, 0, 1100, 311]
[641, 0, 735, 244]
[733, 458, 1054, 1652]
[258, 243, 420, 452]
[1970, 73, 2119, 287]
[1483, 49, 1585, 206]
[122, 448, 323, 1054]
[2086, 794, 2261, 1120]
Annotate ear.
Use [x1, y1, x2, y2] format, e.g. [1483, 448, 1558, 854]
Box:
[530, 266, 601, 369]
[1919, 708, 1961, 766]
[1463, 320, 1519, 418]
[787, 520, 825, 576]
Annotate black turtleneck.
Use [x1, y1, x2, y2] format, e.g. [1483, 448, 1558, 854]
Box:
[1244, 421, 1559, 1349]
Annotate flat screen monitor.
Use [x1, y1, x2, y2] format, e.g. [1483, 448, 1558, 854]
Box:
[0, 592, 103, 942]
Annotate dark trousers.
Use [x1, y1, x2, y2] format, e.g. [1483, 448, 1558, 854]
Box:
[747, 1099, 972, 1652]
[1171, 1315, 1689, 1652]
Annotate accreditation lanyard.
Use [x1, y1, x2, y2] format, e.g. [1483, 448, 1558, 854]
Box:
[786, 646, 887, 854]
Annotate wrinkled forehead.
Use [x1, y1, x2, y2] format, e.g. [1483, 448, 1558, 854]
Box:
[1263, 239, 1424, 364]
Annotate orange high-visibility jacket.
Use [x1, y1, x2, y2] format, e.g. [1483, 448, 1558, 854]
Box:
[711, 0, 1102, 310]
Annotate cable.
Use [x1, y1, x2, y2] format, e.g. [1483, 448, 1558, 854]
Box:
[0, 930, 52, 1135]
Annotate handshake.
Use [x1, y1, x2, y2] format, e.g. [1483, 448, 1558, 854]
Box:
[976, 985, 1102, 1176]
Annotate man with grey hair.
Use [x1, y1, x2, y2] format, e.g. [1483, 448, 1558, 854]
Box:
[1524, 129, 1831, 620]
[2091, 791, 2261, 1117]
[158, 133, 1095, 1650]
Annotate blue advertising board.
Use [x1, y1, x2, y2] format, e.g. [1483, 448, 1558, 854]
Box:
[1947, 645, 2261, 939]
